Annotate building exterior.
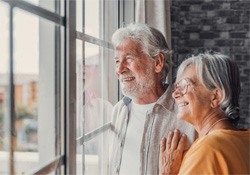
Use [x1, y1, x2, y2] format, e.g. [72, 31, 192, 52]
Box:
[0, 74, 38, 109]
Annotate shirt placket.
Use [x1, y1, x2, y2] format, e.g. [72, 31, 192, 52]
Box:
[115, 107, 130, 175]
[141, 112, 155, 175]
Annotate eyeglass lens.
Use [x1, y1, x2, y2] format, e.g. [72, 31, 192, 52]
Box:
[173, 79, 188, 95]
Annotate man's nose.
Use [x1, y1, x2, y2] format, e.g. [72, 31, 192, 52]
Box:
[116, 60, 127, 75]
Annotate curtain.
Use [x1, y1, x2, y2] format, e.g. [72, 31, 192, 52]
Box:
[135, 0, 172, 83]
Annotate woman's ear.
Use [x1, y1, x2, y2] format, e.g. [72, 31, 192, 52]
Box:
[154, 53, 164, 73]
[211, 88, 223, 108]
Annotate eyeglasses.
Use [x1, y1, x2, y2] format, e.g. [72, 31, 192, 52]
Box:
[172, 78, 192, 95]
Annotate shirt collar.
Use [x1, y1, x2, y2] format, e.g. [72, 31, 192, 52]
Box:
[155, 86, 175, 112]
[122, 86, 175, 112]
[123, 96, 132, 105]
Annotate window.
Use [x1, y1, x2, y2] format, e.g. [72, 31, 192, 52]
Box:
[0, 0, 65, 174]
[0, 0, 134, 174]
[75, 0, 119, 174]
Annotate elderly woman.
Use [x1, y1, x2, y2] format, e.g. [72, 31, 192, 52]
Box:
[159, 53, 250, 175]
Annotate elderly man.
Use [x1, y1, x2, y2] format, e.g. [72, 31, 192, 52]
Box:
[109, 23, 196, 175]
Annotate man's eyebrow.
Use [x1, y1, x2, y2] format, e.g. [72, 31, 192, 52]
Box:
[113, 53, 132, 60]
[113, 57, 118, 60]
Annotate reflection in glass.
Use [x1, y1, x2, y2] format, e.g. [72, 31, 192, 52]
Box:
[84, 42, 113, 135]
[76, 39, 83, 139]
[76, 39, 83, 174]
[76, 40, 116, 173]
[84, 43, 114, 175]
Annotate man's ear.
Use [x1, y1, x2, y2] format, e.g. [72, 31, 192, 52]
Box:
[154, 53, 164, 73]
[211, 88, 223, 108]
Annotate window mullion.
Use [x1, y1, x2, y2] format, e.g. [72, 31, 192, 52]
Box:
[30, 155, 65, 174]
[9, 5, 15, 175]
[54, 1, 62, 175]
[77, 122, 111, 144]
[82, 0, 86, 174]
[76, 32, 113, 49]
[2, 0, 65, 25]
[65, 0, 77, 174]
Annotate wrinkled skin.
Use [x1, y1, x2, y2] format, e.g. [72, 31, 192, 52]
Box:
[159, 129, 187, 175]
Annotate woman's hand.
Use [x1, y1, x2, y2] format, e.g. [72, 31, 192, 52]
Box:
[159, 129, 187, 175]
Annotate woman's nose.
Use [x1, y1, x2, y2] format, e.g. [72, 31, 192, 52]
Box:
[172, 87, 182, 99]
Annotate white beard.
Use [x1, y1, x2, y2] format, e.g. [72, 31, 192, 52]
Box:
[120, 68, 156, 99]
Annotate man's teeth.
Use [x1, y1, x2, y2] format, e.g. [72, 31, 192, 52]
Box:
[179, 102, 188, 107]
[123, 77, 134, 81]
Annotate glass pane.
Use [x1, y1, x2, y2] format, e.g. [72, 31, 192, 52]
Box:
[83, 42, 115, 174]
[76, 41, 116, 174]
[0, 2, 10, 174]
[23, 0, 64, 15]
[84, 42, 114, 134]
[102, 0, 119, 43]
[76, 130, 110, 174]
[76, 39, 83, 139]
[85, 0, 100, 38]
[85, 137, 99, 175]
[13, 8, 63, 174]
[76, 39, 83, 174]
[101, 46, 117, 106]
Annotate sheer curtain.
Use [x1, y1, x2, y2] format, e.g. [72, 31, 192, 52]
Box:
[135, 0, 172, 83]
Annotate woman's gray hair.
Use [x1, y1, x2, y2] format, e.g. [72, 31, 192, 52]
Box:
[177, 52, 241, 125]
[112, 23, 172, 85]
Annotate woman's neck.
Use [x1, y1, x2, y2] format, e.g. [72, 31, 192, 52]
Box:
[198, 110, 236, 138]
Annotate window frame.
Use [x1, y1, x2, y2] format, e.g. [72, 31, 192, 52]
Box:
[1, 0, 66, 174]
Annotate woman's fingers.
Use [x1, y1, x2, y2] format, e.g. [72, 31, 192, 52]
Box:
[177, 134, 187, 152]
[159, 130, 186, 175]
[167, 131, 174, 149]
[162, 130, 187, 152]
[166, 129, 187, 151]
[171, 129, 180, 150]
[160, 137, 167, 152]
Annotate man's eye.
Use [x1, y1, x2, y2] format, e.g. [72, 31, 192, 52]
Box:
[125, 56, 133, 63]
[115, 60, 120, 65]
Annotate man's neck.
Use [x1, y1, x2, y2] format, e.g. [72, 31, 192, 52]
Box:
[133, 87, 165, 104]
